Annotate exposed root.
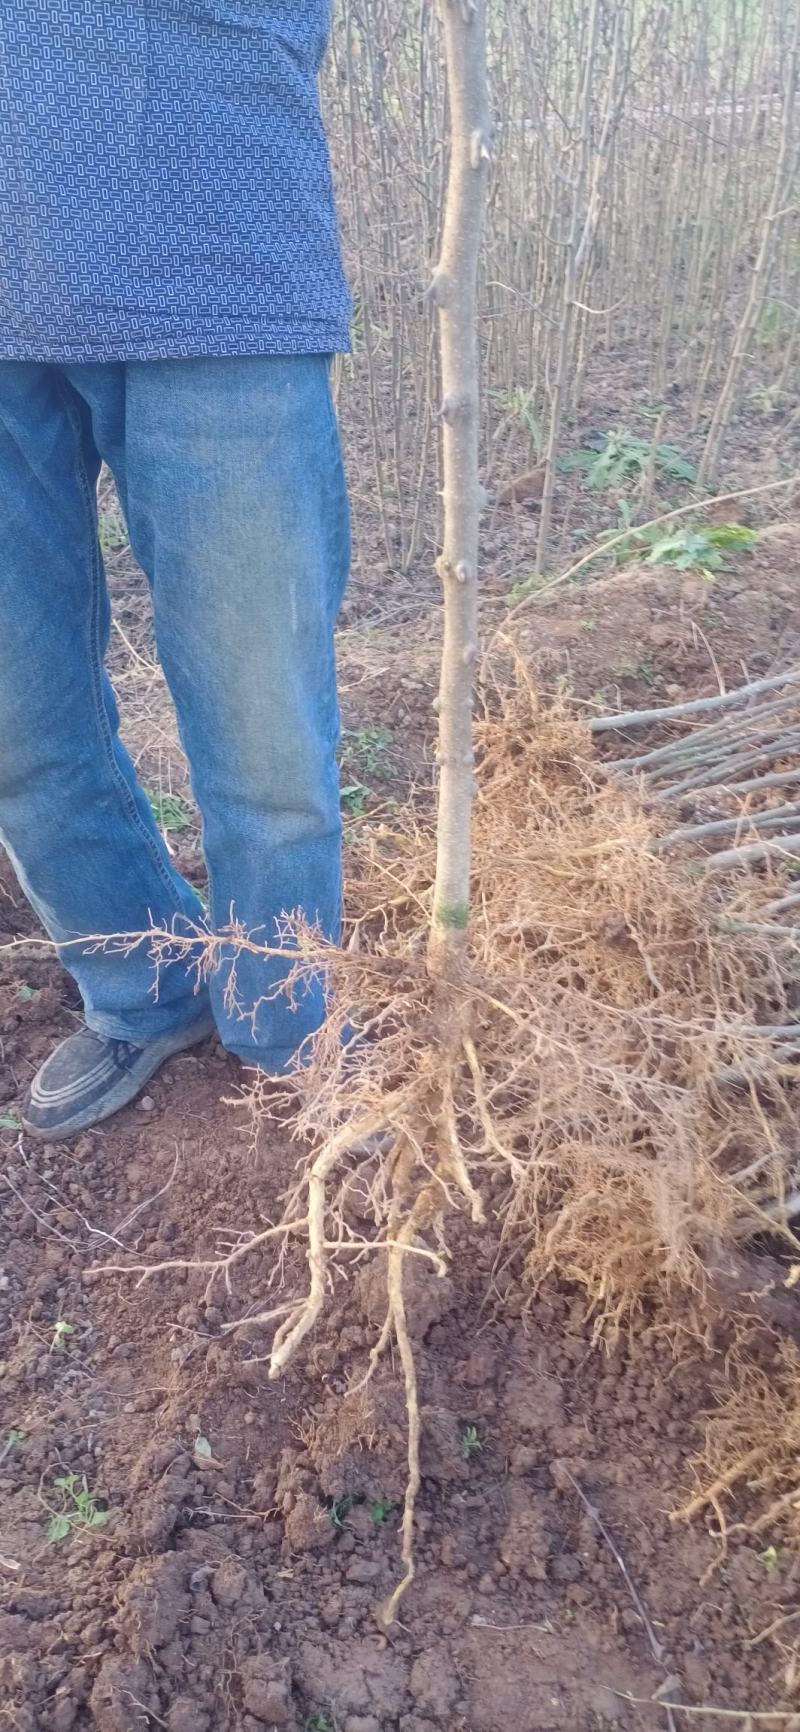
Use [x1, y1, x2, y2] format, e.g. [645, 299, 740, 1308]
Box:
[379, 1228, 422, 1628]
[91, 1219, 307, 1300]
[672, 1446, 770, 1525]
[268, 1109, 394, 1379]
[92, 679, 800, 1618]
[621, 1696, 800, 1723]
[676, 1343, 800, 1582]
[439, 1069, 485, 1225]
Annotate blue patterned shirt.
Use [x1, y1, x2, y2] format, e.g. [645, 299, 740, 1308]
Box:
[0, 3, 351, 362]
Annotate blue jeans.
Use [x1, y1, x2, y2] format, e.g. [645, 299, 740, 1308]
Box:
[0, 355, 350, 1069]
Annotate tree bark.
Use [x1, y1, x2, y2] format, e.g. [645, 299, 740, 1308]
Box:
[428, 0, 490, 977]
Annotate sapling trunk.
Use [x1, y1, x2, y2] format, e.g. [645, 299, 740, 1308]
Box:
[428, 0, 490, 976]
[698, 6, 799, 484]
[535, 0, 601, 580]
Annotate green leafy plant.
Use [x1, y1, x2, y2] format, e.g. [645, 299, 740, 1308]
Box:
[340, 782, 371, 818]
[50, 1320, 76, 1353]
[615, 658, 657, 687]
[525, 511, 756, 592]
[1, 1428, 25, 1462]
[460, 1424, 483, 1461]
[504, 570, 550, 607]
[644, 522, 756, 576]
[561, 429, 696, 491]
[98, 508, 129, 555]
[506, 498, 746, 606]
[0, 1110, 20, 1130]
[327, 1492, 359, 1531]
[342, 725, 395, 781]
[42, 1473, 110, 1544]
[372, 1497, 395, 1525]
[305, 1716, 339, 1732]
[147, 790, 193, 833]
[489, 385, 543, 457]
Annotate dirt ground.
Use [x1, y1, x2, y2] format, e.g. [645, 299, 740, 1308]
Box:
[3, 477, 800, 1728]
[3, 1026, 798, 1732]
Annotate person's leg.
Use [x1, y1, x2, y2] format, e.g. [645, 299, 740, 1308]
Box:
[0, 361, 210, 1050]
[85, 353, 350, 1071]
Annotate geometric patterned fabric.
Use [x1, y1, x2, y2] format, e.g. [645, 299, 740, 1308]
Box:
[0, 2, 351, 360]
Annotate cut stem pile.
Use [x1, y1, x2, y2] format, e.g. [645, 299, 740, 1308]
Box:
[595, 666, 800, 874]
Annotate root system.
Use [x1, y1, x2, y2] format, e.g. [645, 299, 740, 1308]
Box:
[99, 676, 800, 1616]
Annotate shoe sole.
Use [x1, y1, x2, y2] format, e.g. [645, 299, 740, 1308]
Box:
[21, 1012, 216, 1143]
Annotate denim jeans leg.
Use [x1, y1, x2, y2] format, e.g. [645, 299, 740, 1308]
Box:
[93, 354, 350, 1070]
[0, 360, 209, 1041]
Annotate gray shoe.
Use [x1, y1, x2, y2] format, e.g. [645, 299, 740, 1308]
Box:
[22, 1010, 216, 1142]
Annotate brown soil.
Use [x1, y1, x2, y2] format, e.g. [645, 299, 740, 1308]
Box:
[511, 522, 800, 719]
[3, 520, 800, 1731]
[2, 990, 798, 1732]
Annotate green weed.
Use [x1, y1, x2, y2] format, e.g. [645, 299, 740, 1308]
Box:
[460, 1424, 484, 1461]
[327, 1492, 359, 1531]
[147, 790, 193, 833]
[489, 385, 543, 456]
[42, 1472, 110, 1544]
[340, 782, 371, 818]
[98, 508, 129, 555]
[561, 428, 696, 491]
[504, 571, 551, 607]
[615, 658, 657, 687]
[0, 1110, 20, 1130]
[644, 522, 756, 576]
[1, 1428, 26, 1462]
[545, 512, 756, 588]
[50, 1320, 75, 1353]
[341, 725, 395, 781]
[372, 1497, 395, 1525]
